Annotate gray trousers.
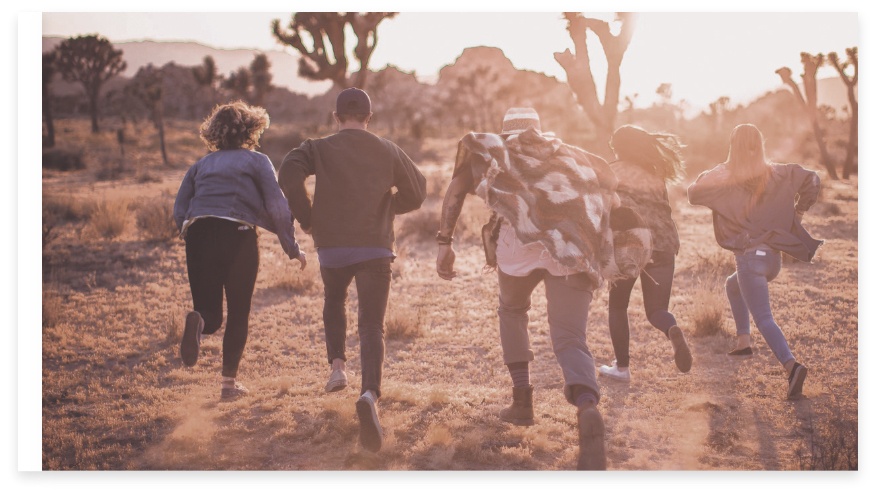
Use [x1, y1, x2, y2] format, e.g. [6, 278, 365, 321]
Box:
[497, 268, 599, 404]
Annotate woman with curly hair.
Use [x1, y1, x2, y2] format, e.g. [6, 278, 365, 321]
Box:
[688, 123, 821, 399]
[173, 101, 307, 400]
[598, 125, 692, 382]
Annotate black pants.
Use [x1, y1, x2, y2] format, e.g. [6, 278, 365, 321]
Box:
[185, 217, 259, 378]
[320, 257, 392, 397]
[607, 249, 678, 368]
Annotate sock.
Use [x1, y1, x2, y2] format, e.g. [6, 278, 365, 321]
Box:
[571, 385, 599, 409]
[507, 362, 531, 388]
[222, 376, 236, 389]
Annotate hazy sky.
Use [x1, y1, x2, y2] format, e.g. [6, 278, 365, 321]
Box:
[42, 11, 859, 110]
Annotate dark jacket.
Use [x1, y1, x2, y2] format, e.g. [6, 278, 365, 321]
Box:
[173, 149, 300, 259]
[611, 160, 680, 255]
[687, 163, 822, 262]
[277, 129, 426, 249]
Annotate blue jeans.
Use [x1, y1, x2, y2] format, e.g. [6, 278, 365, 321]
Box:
[725, 248, 795, 365]
[497, 269, 599, 405]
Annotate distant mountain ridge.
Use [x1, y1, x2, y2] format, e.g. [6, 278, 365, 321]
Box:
[42, 36, 332, 97]
[42, 37, 853, 116]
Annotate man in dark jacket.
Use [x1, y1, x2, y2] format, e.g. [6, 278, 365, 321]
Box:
[278, 88, 426, 453]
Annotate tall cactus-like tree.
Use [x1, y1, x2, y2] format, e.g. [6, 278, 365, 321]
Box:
[55, 35, 126, 133]
[776, 53, 837, 179]
[554, 12, 636, 158]
[223, 67, 252, 101]
[828, 47, 858, 179]
[127, 64, 169, 166]
[42, 51, 57, 147]
[271, 12, 397, 90]
[249, 54, 273, 107]
[192, 55, 221, 108]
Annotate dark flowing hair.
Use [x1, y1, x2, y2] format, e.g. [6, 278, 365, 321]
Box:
[724, 123, 772, 206]
[199, 100, 270, 152]
[610, 125, 686, 184]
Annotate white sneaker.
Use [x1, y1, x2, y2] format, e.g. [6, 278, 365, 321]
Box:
[598, 361, 631, 382]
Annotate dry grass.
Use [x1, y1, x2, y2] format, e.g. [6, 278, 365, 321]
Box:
[38, 118, 858, 471]
[136, 197, 178, 242]
[385, 304, 424, 340]
[90, 197, 130, 239]
[687, 282, 727, 337]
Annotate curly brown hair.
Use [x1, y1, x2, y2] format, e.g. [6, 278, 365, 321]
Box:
[199, 101, 270, 151]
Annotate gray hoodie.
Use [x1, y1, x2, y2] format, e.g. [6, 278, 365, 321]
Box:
[687, 163, 822, 262]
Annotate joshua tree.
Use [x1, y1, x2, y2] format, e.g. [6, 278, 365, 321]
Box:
[828, 47, 858, 179]
[55, 35, 126, 133]
[271, 12, 397, 89]
[249, 54, 273, 107]
[42, 51, 57, 147]
[128, 64, 169, 166]
[192, 55, 221, 109]
[554, 12, 636, 158]
[776, 53, 837, 179]
[223, 68, 252, 101]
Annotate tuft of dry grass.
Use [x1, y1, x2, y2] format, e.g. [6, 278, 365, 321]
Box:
[136, 197, 178, 242]
[42, 287, 63, 328]
[688, 282, 727, 337]
[385, 305, 424, 339]
[90, 198, 130, 239]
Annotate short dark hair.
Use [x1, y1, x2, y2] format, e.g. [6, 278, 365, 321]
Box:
[336, 112, 370, 124]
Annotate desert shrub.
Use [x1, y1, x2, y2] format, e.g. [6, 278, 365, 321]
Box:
[688, 283, 727, 337]
[43, 195, 94, 246]
[44, 195, 94, 223]
[43, 148, 85, 171]
[42, 289, 63, 328]
[687, 250, 736, 282]
[385, 305, 424, 339]
[396, 206, 441, 244]
[90, 198, 130, 239]
[136, 170, 162, 183]
[796, 416, 858, 470]
[136, 198, 178, 242]
[274, 267, 318, 295]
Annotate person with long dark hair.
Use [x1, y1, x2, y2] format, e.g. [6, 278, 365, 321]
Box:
[598, 125, 692, 382]
[173, 101, 306, 400]
[688, 123, 822, 399]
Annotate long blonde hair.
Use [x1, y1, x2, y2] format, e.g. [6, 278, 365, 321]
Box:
[724, 124, 772, 205]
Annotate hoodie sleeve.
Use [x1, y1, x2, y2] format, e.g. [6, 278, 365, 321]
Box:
[390, 142, 427, 215]
[277, 140, 317, 231]
[687, 165, 730, 207]
[788, 164, 821, 213]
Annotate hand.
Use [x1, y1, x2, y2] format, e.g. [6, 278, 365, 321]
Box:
[436, 244, 457, 280]
[296, 251, 307, 270]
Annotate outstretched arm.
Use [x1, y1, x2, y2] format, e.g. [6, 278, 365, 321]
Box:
[436, 166, 473, 280]
[277, 141, 316, 233]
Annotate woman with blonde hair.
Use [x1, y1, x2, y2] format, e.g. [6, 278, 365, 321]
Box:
[688, 123, 822, 399]
[598, 125, 692, 382]
[174, 101, 306, 399]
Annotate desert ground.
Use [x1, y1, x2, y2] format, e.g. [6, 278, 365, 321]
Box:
[40, 119, 857, 471]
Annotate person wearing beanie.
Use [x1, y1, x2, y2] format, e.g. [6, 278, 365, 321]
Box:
[278, 87, 426, 453]
[436, 107, 616, 470]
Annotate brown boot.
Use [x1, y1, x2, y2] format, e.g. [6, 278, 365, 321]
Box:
[576, 405, 606, 470]
[499, 385, 534, 426]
